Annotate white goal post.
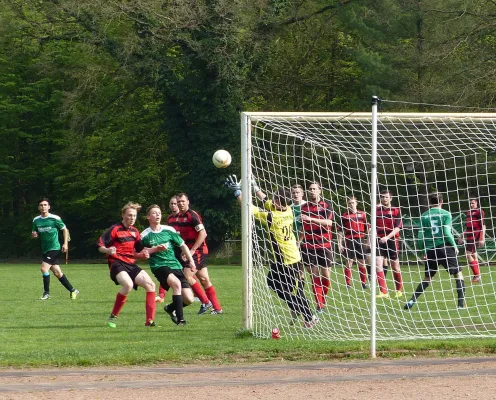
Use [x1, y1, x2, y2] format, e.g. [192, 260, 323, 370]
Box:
[240, 102, 496, 352]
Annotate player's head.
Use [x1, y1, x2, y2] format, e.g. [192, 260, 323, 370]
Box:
[291, 184, 304, 203]
[176, 193, 190, 213]
[169, 195, 179, 214]
[347, 196, 358, 211]
[121, 202, 141, 227]
[307, 182, 321, 201]
[273, 187, 291, 209]
[379, 190, 392, 206]
[38, 198, 51, 214]
[469, 197, 480, 209]
[146, 204, 162, 225]
[428, 192, 443, 206]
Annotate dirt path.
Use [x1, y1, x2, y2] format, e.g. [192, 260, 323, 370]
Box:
[1, 356, 495, 399]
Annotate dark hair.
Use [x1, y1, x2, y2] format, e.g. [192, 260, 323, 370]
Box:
[428, 193, 443, 206]
[291, 184, 303, 190]
[146, 204, 161, 215]
[307, 181, 321, 189]
[176, 192, 189, 200]
[380, 189, 392, 196]
[273, 188, 291, 207]
[38, 197, 50, 205]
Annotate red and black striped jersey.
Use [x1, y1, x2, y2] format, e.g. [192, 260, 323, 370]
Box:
[167, 209, 208, 255]
[339, 209, 368, 239]
[300, 200, 334, 249]
[98, 223, 144, 265]
[376, 206, 402, 238]
[464, 209, 485, 239]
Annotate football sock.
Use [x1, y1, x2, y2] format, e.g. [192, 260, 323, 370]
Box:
[205, 285, 222, 310]
[111, 292, 127, 317]
[393, 271, 403, 291]
[321, 276, 330, 296]
[58, 274, 74, 292]
[456, 279, 465, 307]
[358, 265, 368, 284]
[344, 267, 352, 285]
[412, 280, 430, 301]
[312, 277, 324, 309]
[376, 271, 388, 294]
[191, 279, 210, 304]
[469, 260, 480, 276]
[145, 291, 156, 324]
[42, 272, 50, 294]
[158, 285, 167, 299]
[172, 294, 184, 321]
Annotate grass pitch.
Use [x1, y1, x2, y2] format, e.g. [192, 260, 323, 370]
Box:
[1, 263, 496, 368]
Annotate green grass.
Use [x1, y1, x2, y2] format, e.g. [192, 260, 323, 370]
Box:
[1, 263, 496, 368]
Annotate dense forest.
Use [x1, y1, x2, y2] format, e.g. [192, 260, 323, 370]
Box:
[1, 0, 495, 258]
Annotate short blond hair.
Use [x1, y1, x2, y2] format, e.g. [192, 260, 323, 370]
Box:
[146, 204, 160, 215]
[122, 202, 141, 214]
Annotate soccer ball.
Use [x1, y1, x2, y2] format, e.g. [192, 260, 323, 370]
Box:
[212, 150, 232, 168]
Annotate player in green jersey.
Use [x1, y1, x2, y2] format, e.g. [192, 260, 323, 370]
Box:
[404, 193, 465, 310]
[31, 198, 79, 300]
[141, 204, 196, 325]
[225, 175, 317, 328]
[290, 184, 306, 242]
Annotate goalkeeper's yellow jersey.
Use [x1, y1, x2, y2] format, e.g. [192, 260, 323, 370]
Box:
[252, 200, 301, 266]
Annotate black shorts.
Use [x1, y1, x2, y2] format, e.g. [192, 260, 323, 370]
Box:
[180, 252, 208, 271]
[42, 250, 62, 265]
[153, 267, 190, 291]
[425, 246, 461, 277]
[301, 247, 333, 267]
[109, 260, 142, 289]
[464, 235, 481, 254]
[377, 238, 399, 260]
[344, 238, 367, 260]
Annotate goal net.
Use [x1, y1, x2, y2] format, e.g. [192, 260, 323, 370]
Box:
[241, 109, 496, 341]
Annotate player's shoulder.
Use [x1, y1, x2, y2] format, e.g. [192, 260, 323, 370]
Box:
[141, 227, 152, 238]
[32, 215, 41, 222]
[161, 225, 178, 233]
[47, 213, 62, 220]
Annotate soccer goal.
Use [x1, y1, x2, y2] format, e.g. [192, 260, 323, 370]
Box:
[240, 99, 496, 350]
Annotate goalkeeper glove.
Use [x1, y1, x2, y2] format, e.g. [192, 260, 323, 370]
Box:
[225, 175, 242, 198]
[251, 176, 260, 193]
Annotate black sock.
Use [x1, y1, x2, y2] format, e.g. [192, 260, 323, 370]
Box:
[43, 274, 50, 294]
[173, 295, 184, 321]
[412, 281, 430, 301]
[58, 274, 74, 292]
[456, 279, 465, 307]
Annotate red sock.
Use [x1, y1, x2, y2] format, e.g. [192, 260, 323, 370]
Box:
[191, 280, 209, 304]
[376, 271, 388, 294]
[312, 277, 324, 308]
[358, 265, 367, 284]
[321, 276, 330, 296]
[470, 260, 480, 276]
[158, 285, 167, 299]
[111, 292, 127, 317]
[145, 291, 156, 324]
[205, 285, 222, 311]
[393, 271, 403, 291]
[344, 267, 352, 285]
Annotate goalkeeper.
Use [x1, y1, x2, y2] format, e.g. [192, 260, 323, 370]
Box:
[225, 175, 317, 328]
[404, 193, 466, 310]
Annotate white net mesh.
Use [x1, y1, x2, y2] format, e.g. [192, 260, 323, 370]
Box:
[245, 112, 496, 341]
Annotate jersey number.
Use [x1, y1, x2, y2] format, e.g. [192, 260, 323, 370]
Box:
[430, 219, 440, 234]
[282, 226, 291, 241]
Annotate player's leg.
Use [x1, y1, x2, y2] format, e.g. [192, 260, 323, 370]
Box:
[165, 273, 185, 324]
[355, 239, 368, 289]
[357, 258, 368, 288]
[343, 239, 353, 287]
[183, 265, 211, 313]
[466, 242, 481, 282]
[344, 258, 353, 287]
[291, 265, 314, 325]
[40, 260, 51, 300]
[319, 248, 332, 296]
[156, 284, 167, 302]
[50, 262, 79, 299]
[134, 270, 157, 326]
[389, 239, 403, 297]
[375, 250, 389, 297]
[446, 247, 466, 308]
[196, 266, 222, 314]
[404, 249, 437, 309]
[107, 270, 135, 328]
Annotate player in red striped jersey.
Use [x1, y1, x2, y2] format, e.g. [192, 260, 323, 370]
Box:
[458, 198, 486, 283]
[168, 193, 223, 315]
[156, 195, 179, 303]
[300, 182, 334, 313]
[98, 202, 157, 328]
[337, 197, 369, 289]
[375, 190, 403, 298]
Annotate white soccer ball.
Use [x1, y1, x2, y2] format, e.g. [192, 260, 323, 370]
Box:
[212, 150, 232, 168]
